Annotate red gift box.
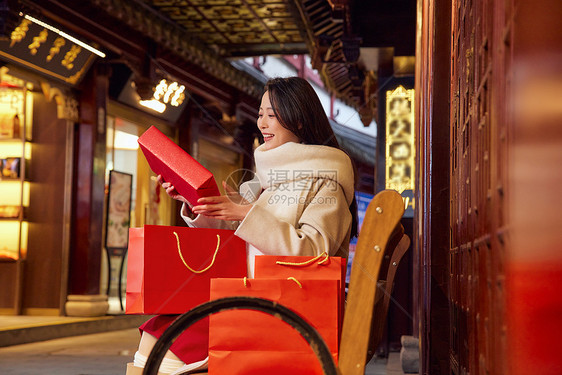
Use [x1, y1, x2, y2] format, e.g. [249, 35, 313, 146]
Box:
[126, 225, 247, 314]
[138, 126, 220, 206]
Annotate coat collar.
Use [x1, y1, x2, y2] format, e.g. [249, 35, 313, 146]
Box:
[253, 142, 355, 204]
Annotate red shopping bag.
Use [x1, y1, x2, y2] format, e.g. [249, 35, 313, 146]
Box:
[126, 225, 247, 314]
[254, 254, 347, 343]
[138, 126, 220, 206]
[208, 278, 339, 375]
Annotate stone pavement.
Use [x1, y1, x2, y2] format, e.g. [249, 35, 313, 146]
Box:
[0, 315, 402, 375]
[0, 315, 151, 348]
[0, 328, 140, 375]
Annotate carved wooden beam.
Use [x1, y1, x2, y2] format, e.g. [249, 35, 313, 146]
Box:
[86, 0, 264, 99]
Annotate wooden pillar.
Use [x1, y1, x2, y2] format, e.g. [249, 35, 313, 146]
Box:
[235, 101, 259, 175]
[414, 0, 452, 373]
[65, 63, 109, 316]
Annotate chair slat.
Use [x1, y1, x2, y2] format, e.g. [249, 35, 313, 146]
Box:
[338, 190, 405, 375]
[367, 233, 411, 361]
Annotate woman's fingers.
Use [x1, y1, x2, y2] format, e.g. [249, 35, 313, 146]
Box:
[192, 193, 250, 221]
[157, 175, 176, 191]
[193, 205, 220, 213]
[221, 181, 247, 205]
[198, 211, 224, 218]
[223, 181, 237, 194]
[192, 203, 224, 213]
[156, 175, 189, 204]
[197, 196, 228, 204]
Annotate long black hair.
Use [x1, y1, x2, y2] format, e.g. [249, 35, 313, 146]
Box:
[264, 77, 359, 239]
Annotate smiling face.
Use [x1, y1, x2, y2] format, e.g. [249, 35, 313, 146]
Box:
[257, 90, 300, 150]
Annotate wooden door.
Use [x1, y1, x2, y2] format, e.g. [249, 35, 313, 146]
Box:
[449, 0, 514, 373]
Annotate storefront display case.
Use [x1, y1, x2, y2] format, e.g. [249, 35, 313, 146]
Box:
[0, 72, 32, 313]
[0, 77, 31, 261]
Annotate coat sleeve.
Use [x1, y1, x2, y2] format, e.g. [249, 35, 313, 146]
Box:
[180, 203, 239, 230]
[234, 182, 352, 257]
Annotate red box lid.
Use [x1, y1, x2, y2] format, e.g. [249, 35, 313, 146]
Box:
[138, 126, 219, 205]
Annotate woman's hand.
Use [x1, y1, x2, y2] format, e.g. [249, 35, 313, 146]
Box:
[191, 181, 253, 221]
[157, 175, 189, 205]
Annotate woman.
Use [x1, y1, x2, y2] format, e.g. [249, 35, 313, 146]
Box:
[128, 77, 358, 375]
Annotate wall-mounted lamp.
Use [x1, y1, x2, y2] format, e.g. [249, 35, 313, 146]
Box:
[153, 79, 186, 107]
[136, 78, 186, 113]
[139, 99, 165, 113]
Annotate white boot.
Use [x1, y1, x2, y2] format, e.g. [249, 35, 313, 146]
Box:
[169, 357, 208, 375]
[128, 351, 189, 375]
[125, 362, 166, 375]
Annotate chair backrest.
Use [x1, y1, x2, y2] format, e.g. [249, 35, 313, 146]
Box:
[338, 190, 410, 375]
[367, 228, 410, 361]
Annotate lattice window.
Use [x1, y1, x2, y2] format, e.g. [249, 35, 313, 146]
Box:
[449, 0, 513, 374]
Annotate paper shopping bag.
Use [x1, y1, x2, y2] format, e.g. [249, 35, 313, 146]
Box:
[126, 225, 247, 314]
[208, 278, 339, 375]
[254, 254, 347, 343]
[138, 126, 220, 206]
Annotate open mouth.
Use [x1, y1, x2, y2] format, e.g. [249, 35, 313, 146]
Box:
[263, 133, 274, 141]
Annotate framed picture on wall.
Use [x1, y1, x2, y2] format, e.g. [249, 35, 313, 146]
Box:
[105, 170, 133, 252]
[1, 157, 21, 179]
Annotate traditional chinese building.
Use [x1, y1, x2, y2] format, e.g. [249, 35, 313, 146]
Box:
[1, 0, 560, 374]
[0, 0, 387, 320]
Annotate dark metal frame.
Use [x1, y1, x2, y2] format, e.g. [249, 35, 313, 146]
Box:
[104, 169, 133, 310]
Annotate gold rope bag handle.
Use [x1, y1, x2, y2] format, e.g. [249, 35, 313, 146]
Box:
[243, 276, 303, 288]
[275, 251, 330, 267]
[173, 231, 221, 274]
[286, 276, 303, 288]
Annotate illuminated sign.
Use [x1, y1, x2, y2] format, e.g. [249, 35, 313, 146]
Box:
[0, 17, 101, 85]
[153, 79, 186, 107]
[385, 86, 415, 202]
[139, 79, 186, 114]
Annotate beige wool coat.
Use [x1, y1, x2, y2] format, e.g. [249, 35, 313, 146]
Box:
[182, 142, 355, 276]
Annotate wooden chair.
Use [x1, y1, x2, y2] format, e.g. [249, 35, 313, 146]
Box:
[339, 190, 410, 374]
[144, 189, 410, 375]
